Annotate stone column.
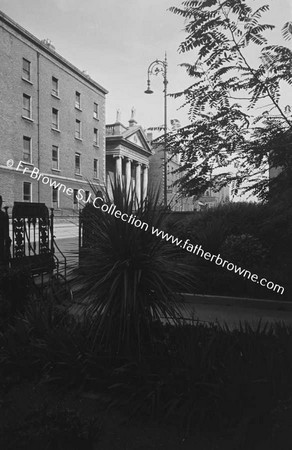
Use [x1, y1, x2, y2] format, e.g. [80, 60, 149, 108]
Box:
[142, 165, 148, 200]
[125, 158, 132, 194]
[114, 155, 122, 184]
[135, 162, 141, 205]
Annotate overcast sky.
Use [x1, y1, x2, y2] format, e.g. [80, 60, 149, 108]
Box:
[0, 0, 291, 131]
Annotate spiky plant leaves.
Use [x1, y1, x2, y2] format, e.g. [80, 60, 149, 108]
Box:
[71, 181, 197, 357]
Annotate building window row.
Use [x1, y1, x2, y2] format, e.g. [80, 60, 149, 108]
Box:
[21, 58, 100, 119]
[74, 153, 100, 179]
[50, 109, 99, 144]
[23, 182, 95, 206]
[23, 182, 89, 207]
[22, 97, 100, 143]
[22, 139, 99, 179]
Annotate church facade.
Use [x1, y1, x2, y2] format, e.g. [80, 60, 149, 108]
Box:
[105, 109, 152, 204]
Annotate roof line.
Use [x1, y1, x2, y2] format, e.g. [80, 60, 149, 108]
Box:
[106, 136, 152, 155]
[0, 10, 108, 94]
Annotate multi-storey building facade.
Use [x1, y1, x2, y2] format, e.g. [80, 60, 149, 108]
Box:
[0, 11, 108, 213]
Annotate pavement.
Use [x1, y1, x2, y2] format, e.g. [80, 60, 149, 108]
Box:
[54, 235, 79, 271]
[53, 223, 79, 240]
[180, 295, 292, 329]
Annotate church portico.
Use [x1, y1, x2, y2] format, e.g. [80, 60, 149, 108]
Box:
[113, 155, 123, 182]
[125, 157, 132, 193]
[106, 109, 152, 203]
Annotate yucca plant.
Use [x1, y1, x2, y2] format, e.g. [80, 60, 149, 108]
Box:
[71, 180, 197, 357]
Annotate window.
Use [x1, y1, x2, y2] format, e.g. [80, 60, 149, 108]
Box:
[52, 108, 59, 129]
[22, 94, 32, 119]
[52, 77, 59, 96]
[75, 153, 81, 174]
[75, 119, 81, 139]
[52, 145, 59, 170]
[23, 182, 31, 202]
[75, 91, 81, 109]
[93, 128, 99, 146]
[93, 158, 99, 178]
[23, 136, 32, 163]
[52, 187, 59, 207]
[93, 102, 99, 119]
[22, 58, 31, 81]
[73, 189, 78, 205]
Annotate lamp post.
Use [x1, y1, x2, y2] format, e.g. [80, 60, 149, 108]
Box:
[145, 53, 168, 207]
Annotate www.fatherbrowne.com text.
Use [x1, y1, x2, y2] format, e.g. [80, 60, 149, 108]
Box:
[9, 160, 285, 295]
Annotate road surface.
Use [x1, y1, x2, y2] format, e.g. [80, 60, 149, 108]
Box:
[54, 228, 292, 330]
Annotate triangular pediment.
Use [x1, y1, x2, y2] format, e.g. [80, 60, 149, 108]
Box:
[126, 132, 144, 148]
[123, 127, 152, 155]
[106, 123, 153, 157]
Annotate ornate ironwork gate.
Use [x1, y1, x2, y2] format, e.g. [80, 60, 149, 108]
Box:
[11, 202, 55, 273]
[0, 198, 70, 301]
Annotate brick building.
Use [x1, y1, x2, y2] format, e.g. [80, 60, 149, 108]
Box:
[0, 11, 108, 214]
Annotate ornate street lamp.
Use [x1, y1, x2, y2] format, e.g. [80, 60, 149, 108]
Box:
[145, 53, 168, 207]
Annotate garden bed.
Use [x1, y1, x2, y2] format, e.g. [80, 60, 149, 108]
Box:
[1, 299, 292, 449]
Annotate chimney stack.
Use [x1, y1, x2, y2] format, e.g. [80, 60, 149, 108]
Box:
[41, 38, 56, 51]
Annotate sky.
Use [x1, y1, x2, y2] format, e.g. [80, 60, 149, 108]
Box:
[0, 0, 291, 131]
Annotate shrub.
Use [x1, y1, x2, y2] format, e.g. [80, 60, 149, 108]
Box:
[164, 202, 292, 299]
[2, 301, 292, 434]
[71, 182, 198, 356]
[220, 234, 268, 269]
[0, 405, 101, 449]
[0, 267, 33, 323]
[108, 320, 292, 432]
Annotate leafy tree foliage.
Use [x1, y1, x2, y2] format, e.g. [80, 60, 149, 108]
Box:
[164, 0, 292, 200]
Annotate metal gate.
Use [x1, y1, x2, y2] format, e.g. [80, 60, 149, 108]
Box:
[0, 198, 69, 300]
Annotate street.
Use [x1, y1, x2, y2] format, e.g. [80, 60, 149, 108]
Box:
[55, 229, 292, 330]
